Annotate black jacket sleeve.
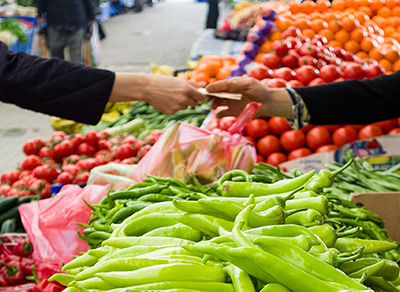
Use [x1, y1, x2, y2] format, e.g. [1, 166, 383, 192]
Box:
[0, 42, 115, 125]
[295, 70, 400, 125]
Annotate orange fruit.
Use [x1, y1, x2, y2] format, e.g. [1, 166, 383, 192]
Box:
[392, 6, 400, 16]
[328, 40, 343, 47]
[377, 6, 392, 17]
[356, 51, 369, 59]
[275, 18, 293, 32]
[392, 58, 400, 71]
[294, 18, 311, 30]
[383, 26, 396, 37]
[344, 39, 361, 53]
[319, 28, 335, 41]
[358, 6, 373, 17]
[316, 0, 331, 12]
[384, 46, 400, 62]
[221, 55, 236, 66]
[369, 47, 386, 60]
[300, 0, 317, 14]
[335, 29, 351, 44]
[386, 0, 399, 8]
[346, 0, 359, 8]
[260, 41, 273, 53]
[372, 15, 389, 28]
[388, 16, 400, 27]
[310, 19, 328, 32]
[254, 53, 264, 64]
[345, 8, 358, 14]
[270, 31, 282, 41]
[302, 28, 316, 38]
[309, 12, 325, 20]
[190, 71, 209, 83]
[351, 28, 368, 42]
[379, 58, 393, 71]
[358, 0, 373, 6]
[383, 37, 399, 46]
[331, 0, 346, 10]
[342, 17, 360, 32]
[296, 13, 312, 20]
[360, 37, 378, 51]
[393, 32, 400, 43]
[370, 0, 386, 12]
[354, 11, 370, 24]
[328, 19, 342, 32]
[289, 1, 301, 14]
[216, 66, 233, 80]
[324, 11, 338, 21]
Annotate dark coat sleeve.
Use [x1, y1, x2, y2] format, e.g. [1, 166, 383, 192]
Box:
[0, 42, 115, 125]
[295, 70, 400, 125]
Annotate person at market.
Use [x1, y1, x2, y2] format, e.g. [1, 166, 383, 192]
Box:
[35, 0, 96, 64]
[0, 41, 206, 125]
[206, 72, 400, 129]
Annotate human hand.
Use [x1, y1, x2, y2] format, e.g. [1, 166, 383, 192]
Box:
[142, 75, 206, 115]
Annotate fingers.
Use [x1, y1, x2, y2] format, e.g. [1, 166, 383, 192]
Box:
[206, 77, 251, 93]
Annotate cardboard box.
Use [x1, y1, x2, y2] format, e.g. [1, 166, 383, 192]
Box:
[350, 192, 400, 243]
[280, 134, 400, 173]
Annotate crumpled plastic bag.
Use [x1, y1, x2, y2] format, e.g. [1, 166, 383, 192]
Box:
[87, 163, 137, 190]
[19, 184, 107, 265]
[130, 103, 260, 184]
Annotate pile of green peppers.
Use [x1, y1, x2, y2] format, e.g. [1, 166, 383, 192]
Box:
[50, 161, 400, 292]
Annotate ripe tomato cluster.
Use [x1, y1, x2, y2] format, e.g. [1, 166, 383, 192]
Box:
[0, 130, 163, 198]
[247, 26, 385, 88]
[216, 116, 400, 167]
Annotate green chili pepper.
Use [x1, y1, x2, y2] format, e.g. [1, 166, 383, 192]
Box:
[252, 237, 368, 290]
[254, 187, 301, 211]
[333, 205, 384, 228]
[100, 184, 168, 204]
[121, 212, 179, 236]
[62, 253, 99, 272]
[220, 170, 315, 197]
[176, 213, 234, 238]
[110, 203, 150, 224]
[48, 273, 75, 286]
[88, 231, 111, 241]
[137, 193, 174, 202]
[285, 209, 323, 226]
[334, 238, 398, 254]
[340, 258, 400, 281]
[87, 246, 113, 258]
[293, 190, 319, 199]
[260, 283, 291, 292]
[246, 234, 314, 251]
[142, 223, 202, 242]
[311, 248, 362, 268]
[115, 281, 235, 292]
[223, 263, 256, 292]
[126, 181, 154, 190]
[285, 195, 331, 215]
[69, 277, 116, 290]
[304, 159, 353, 193]
[95, 263, 227, 287]
[365, 276, 400, 292]
[145, 175, 187, 188]
[102, 236, 194, 249]
[226, 247, 357, 292]
[308, 224, 337, 248]
[172, 200, 230, 220]
[218, 169, 251, 186]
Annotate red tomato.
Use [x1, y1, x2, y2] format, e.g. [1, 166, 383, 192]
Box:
[260, 53, 281, 69]
[288, 147, 313, 160]
[0, 184, 11, 196]
[332, 126, 358, 147]
[322, 125, 342, 133]
[138, 144, 152, 158]
[300, 124, 316, 133]
[73, 172, 90, 184]
[18, 170, 32, 180]
[256, 154, 265, 163]
[145, 130, 163, 144]
[266, 152, 287, 166]
[76, 158, 98, 171]
[319, 65, 343, 82]
[84, 130, 100, 147]
[121, 157, 138, 165]
[280, 130, 306, 152]
[38, 146, 55, 159]
[57, 172, 74, 184]
[298, 44, 319, 58]
[388, 128, 400, 135]
[21, 155, 42, 171]
[248, 65, 274, 80]
[365, 64, 385, 79]
[358, 125, 384, 139]
[281, 53, 299, 69]
[315, 144, 339, 153]
[95, 154, 110, 166]
[281, 26, 301, 38]
[63, 154, 81, 165]
[295, 66, 319, 85]
[262, 78, 290, 88]
[218, 116, 237, 131]
[272, 40, 292, 57]
[115, 144, 138, 160]
[288, 80, 304, 87]
[33, 138, 44, 149]
[372, 119, 397, 133]
[121, 135, 138, 145]
[257, 135, 281, 157]
[32, 165, 60, 183]
[23, 140, 38, 155]
[53, 140, 75, 159]
[273, 68, 296, 81]
[343, 63, 365, 80]
[98, 139, 111, 150]
[306, 126, 332, 151]
[245, 119, 269, 139]
[76, 143, 97, 156]
[30, 179, 51, 198]
[0, 170, 21, 185]
[97, 130, 110, 139]
[70, 134, 84, 148]
[297, 55, 318, 67]
[308, 78, 326, 86]
[268, 117, 292, 135]
[62, 164, 82, 176]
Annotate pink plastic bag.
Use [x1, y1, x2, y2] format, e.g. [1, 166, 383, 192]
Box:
[130, 103, 259, 184]
[19, 184, 107, 265]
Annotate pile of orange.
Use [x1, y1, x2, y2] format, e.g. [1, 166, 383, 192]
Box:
[188, 55, 238, 84]
[266, 0, 400, 73]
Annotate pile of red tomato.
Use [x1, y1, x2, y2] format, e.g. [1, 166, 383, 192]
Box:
[0, 129, 162, 198]
[217, 115, 400, 166]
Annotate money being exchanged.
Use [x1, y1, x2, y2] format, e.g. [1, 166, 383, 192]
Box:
[197, 88, 242, 100]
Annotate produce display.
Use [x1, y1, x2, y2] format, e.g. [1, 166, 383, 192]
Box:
[50, 161, 400, 291]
